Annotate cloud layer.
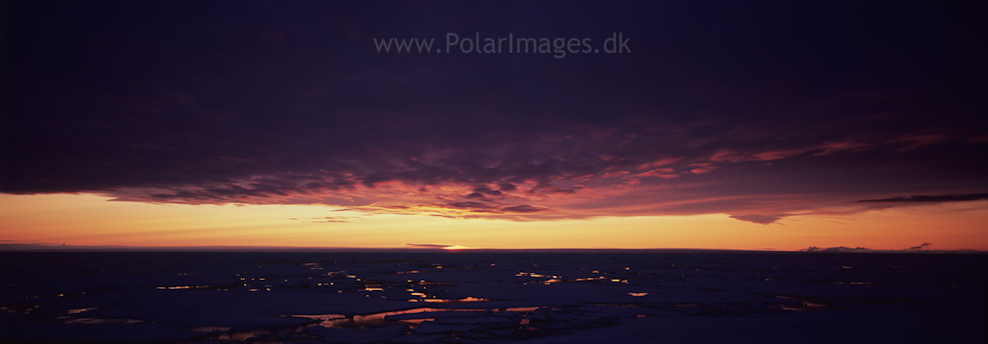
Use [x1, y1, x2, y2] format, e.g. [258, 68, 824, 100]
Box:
[2, 2, 986, 224]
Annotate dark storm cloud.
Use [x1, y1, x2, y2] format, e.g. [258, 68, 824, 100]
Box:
[801, 246, 870, 252]
[728, 214, 788, 225]
[502, 205, 548, 213]
[2, 1, 986, 221]
[907, 242, 933, 251]
[465, 192, 486, 199]
[854, 194, 988, 204]
[444, 201, 491, 211]
[498, 182, 518, 192]
[800, 243, 964, 253]
[288, 216, 352, 223]
[405, 243, 455, 249]
[472, 186, 503, 197]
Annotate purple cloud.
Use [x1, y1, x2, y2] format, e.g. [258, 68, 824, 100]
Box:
[854, 194, 988, 204]
[1, 2, 985, 225]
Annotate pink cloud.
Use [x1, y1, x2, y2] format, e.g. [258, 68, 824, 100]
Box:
[631, 168, 679, 179]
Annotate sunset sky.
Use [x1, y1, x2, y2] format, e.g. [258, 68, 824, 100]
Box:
[2, 1, 986, 251]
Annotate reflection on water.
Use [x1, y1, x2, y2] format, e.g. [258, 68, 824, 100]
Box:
[775, 295, 836, 311]
[156, 285, 212, 290]
[516, 272, 560, 278]
[1, 251, 981, 343]
[62, 318, 143, 324]
[209, 324, 311, 342]
[2, 304, 42, 315]
[66, 307, 97, 314]
[517, 271, 628, 285]
[186, 326, 232, 333]
[420, 296, 489, 303]
[296, 308, 477, 328]
[501, 307, 539, 312]
[293, 305, 544, 330]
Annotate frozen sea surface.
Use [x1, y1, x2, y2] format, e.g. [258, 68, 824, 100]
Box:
[0, 250, 984, 343]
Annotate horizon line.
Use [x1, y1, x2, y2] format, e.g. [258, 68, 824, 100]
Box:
[0, 243, 983, 254]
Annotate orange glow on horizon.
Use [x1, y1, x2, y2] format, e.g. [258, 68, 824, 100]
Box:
[1, 193, 985, 251]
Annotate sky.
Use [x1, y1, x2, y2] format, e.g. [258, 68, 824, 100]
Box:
[1, 1, 986, 251]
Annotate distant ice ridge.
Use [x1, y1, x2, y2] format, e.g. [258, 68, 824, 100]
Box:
[0, 251, 984, 343]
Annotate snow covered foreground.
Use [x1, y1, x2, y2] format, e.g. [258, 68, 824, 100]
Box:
[0, 251, 984, 343]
